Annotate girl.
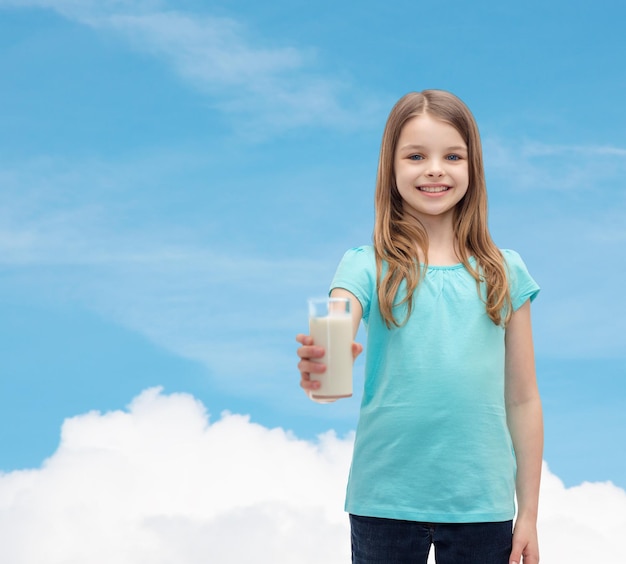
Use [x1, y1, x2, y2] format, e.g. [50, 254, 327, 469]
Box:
[296, 90, 542, 564]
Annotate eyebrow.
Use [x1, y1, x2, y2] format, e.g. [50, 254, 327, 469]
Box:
[398, 144, 468, 152]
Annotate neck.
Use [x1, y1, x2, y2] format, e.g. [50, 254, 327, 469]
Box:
[415, 215, 462, 266]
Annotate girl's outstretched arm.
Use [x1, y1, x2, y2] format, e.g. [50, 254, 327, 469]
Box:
[505, 299, 543, 564]
[296, 288, 363, 396]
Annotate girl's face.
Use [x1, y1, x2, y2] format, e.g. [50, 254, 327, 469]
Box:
[394, 113, 469, 226]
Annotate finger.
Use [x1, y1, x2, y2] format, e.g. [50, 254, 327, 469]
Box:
[299, 369, 321, 390]
[300, 378, 321, 391]
[509, 544, 523, 564]
[351, 342, 363, 360]
[296, 333, 314, 346]
[298, 359, 326, 375]
[296, 345, 325, 360]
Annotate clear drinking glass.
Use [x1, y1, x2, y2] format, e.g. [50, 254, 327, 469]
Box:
[307, 297, 353, 402]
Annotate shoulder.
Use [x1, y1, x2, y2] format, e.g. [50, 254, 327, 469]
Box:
[500, 248, 534, 278]
[499, 249, 540, 310]
[338, 245, 376, 268]
[331, 245, 376, 317]
[500, 248, 524, 265]
[343, 245, 375, 258]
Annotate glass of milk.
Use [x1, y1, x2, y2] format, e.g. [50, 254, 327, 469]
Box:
[307, 297, 353, 402]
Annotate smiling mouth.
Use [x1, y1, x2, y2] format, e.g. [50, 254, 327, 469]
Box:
[418, 185, 451, 193]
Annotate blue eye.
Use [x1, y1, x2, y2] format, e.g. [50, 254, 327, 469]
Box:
[446, 154, 461, 161]
[409, 154, 424, 161]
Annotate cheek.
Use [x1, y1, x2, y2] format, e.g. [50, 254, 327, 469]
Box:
[456, 166, 470, 187]
[394, 165, 412, 185]
[458, 183, 471, 203]
[463, 164, 470, 181]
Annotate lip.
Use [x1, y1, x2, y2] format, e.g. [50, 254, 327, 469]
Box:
[417, 184, 452, 194]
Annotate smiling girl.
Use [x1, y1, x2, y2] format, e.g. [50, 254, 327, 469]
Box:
[297, 90, 543, 564]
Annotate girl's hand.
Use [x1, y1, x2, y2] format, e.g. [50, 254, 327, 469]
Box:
[296, 333, 363, 396]
[296, 333, 325, 394]
[509, 516, 539, 564]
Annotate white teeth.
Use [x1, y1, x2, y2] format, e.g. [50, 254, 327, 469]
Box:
[418, 186, 449, 193]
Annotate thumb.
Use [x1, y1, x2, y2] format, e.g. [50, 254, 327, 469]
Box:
[509, 540, 523, 564]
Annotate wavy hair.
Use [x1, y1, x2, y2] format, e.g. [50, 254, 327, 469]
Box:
[373, 90, 511, 327]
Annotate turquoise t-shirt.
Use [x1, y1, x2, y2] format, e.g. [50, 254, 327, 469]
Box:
[330, 246, 540, 523]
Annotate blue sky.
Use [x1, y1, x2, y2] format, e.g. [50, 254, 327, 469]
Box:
[1, 0, 625, 501]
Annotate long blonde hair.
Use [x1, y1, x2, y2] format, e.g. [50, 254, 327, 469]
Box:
[373, 90, 511, 328]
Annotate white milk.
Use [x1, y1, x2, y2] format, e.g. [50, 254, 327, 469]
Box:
[309, 313, 353, 400]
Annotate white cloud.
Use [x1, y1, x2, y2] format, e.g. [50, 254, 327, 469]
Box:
[0, 0, 165, 22]
[539, 463, 624, 562]
[520, 142, 626, 158]
[0, 388, 623, 563]
[484, 136, 626, 195]
[0, 388, 354, 563]
[0, 0, 380, 131]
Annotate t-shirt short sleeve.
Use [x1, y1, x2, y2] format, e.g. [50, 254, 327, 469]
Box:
[329, 246, 376, 323]
[502, 249, 540, 311]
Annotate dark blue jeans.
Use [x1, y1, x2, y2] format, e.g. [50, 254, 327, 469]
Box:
[350, 514, 512, 564]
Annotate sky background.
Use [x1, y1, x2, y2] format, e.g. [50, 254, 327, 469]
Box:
[0, 1, 625, 562]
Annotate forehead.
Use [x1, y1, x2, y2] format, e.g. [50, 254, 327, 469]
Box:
[397, 114, 466, 148]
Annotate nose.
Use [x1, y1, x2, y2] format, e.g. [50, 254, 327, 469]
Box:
[425, 160, 445, 178]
